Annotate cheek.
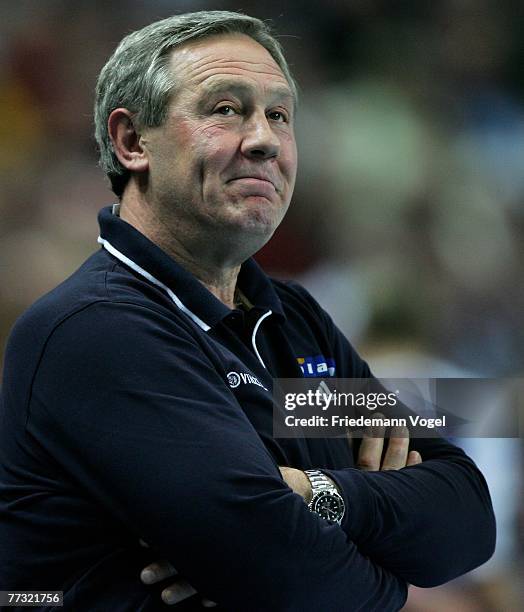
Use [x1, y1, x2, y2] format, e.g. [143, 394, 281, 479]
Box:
[278, 132, 297, 175]
[196, 125, 239, 172]
[157, 119, 211, 164]
[281, 147, 298, 185]
[187, 121, 235, 146]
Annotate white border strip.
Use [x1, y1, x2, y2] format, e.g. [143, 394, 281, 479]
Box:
[98, 236, 211, 332]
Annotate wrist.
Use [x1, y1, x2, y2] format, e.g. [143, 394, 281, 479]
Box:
[304, 469, 346, 524]
[279, 466, 312, 502]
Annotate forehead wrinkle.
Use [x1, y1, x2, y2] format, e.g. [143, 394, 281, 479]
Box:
[202, 55, 284, 72]
[171, 34, 285, 74]
[169, 38, 296, 106]
[184, 59, 288, 85]
[179, 52, 283, 72]
[194, 69, 290, 90]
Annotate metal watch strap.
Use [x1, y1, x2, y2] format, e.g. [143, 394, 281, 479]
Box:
[304, 469, 335, 493]
[304, 469, 345, 524]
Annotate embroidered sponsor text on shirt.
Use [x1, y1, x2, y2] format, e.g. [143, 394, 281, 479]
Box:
[227, 371, 268, 391]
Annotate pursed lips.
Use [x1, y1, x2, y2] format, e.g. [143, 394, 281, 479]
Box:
[227, 175, 279, 192]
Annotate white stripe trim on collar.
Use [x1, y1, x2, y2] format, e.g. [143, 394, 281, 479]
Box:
[97, 236, 211, 332]
[251, 310, 272, 369]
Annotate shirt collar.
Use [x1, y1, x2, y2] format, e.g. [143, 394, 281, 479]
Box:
[97, 206, 285, 330]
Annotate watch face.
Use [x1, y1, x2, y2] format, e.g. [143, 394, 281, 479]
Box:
[311, 492, 345, 522]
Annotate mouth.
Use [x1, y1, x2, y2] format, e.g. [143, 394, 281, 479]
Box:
[227, 176, 279, 200]
[230, 177, 275, 187]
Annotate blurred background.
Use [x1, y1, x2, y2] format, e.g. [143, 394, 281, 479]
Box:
[1, 0, 523, 609]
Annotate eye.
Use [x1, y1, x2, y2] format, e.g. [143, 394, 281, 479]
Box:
[268, 110, 288, 123]
[215, 105, 237, 116]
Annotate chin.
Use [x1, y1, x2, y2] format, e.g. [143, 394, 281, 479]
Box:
[239, 197, 287, 229]
[239, 209, 282, 238]
[222, 215, 280, 260]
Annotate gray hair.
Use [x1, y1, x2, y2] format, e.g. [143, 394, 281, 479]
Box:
[94, 11, 298, 197]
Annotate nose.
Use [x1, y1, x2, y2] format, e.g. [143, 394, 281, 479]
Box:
[240, 111, 280, 160]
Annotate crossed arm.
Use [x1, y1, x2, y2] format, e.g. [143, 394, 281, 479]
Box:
[141, 430, 423, 607]
[31, 302, 495, 610]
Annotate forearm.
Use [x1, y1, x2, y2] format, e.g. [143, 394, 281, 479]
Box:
[325, 439, 495, 587]
[30, 303, 407, 611]
[294, 290, 496, 587]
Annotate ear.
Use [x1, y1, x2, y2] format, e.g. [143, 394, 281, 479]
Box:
[107, 108, 149, 173]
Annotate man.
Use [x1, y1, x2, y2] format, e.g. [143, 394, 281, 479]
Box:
[0, 11, 495, 611]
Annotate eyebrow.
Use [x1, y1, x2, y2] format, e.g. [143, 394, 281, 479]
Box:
[199, 79, 295, 107]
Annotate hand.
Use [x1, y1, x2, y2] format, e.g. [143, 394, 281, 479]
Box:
[356, 416, 422, 471]
[139, 540, 216, 607]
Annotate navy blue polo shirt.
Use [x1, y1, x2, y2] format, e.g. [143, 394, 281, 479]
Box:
[0, 207, 495, 611]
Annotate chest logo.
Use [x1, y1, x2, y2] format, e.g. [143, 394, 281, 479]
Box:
[227, 371, 267, 391]
[297, 355, 336, 377]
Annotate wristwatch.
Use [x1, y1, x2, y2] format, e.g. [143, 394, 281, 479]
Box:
[304, 469, 345, 524]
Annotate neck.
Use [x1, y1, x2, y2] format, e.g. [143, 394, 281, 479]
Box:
[119, 189, 241, 309]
